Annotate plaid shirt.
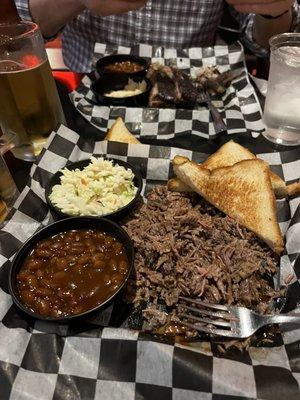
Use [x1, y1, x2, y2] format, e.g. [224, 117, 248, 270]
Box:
[16, 0, 299, 73]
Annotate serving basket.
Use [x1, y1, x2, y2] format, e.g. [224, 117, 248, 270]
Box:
[0, 124, 299, 399]
[70, 41, 265, 141]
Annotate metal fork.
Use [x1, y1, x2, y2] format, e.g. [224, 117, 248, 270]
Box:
[178, 296, 300, 339]
[197, 91, 227, 135]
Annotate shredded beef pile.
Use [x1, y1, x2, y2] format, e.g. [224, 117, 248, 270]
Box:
[124, 186, 280, 336]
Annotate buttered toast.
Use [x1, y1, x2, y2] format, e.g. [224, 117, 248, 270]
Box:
[172, 155, 284, 254]
[169, 141, 299, 199]
[105, 117, 141, 144]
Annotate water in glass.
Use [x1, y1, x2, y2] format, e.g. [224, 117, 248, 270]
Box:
[263, 34, 300, 146]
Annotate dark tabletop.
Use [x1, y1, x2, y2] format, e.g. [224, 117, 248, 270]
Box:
[4, 79, 299, 193]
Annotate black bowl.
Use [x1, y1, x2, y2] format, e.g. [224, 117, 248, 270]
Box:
[96, 54, 150, 78]
[9, 217, 134, 322]
[91, 74, 151, 107]
[45, 157, 143, 220]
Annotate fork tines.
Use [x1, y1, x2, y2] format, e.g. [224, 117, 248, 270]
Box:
[178, 296, 235, 337]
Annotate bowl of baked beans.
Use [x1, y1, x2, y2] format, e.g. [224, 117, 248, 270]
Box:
[9, 217, 134, 321]
[96, 54, 149, 78]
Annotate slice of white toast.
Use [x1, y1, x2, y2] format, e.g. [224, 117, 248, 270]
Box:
[203, 141, 287, 198]
[105, 117, 141, 144]
[172, 155, 284, 254]
[167, 178, 192, 192]
[286, 181, 300, 197]
[169, 140, 300, 199]
[202, 140, 255, 170]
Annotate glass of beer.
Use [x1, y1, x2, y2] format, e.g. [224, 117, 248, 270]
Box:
[0, 21, 65, 161]
[0, 139, 19, 225]
[263, 33, 300, 146]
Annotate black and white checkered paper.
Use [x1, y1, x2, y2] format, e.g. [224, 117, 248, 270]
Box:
[1, 125, 300, 400]
[70, 42, 265, 140]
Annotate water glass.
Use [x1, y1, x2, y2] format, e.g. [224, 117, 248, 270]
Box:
[263, 33, 300, 146]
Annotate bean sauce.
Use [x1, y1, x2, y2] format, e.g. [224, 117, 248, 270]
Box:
[104, 61, 144, 74]
[17, 229, 129, 318]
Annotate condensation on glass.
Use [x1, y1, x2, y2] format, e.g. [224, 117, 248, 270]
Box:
[263, 33, 300, 146]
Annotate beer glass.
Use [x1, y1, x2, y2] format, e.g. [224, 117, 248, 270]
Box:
[0, 21, 65, 161]
[0, 135, 19, 225]
[263, 33, 300, 146]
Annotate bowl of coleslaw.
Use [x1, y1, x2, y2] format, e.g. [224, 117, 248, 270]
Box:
[45, 157, 143, 220]
[91, 74, 151, 107]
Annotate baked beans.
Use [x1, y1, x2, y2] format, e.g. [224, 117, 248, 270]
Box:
[104, 61, 144, 74]
[17, 229, 129, 318]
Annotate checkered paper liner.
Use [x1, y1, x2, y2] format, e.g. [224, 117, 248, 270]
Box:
[70, 42, 265, 140]
[1, 125, 300, 400]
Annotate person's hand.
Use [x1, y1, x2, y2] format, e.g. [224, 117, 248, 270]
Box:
[226, 0, 293, 17]
[81, 0, 148, 16]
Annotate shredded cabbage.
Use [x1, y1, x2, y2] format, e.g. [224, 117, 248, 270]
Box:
[49, 157, 138, 216]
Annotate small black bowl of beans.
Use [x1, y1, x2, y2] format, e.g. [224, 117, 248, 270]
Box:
[96, 54, 150, 78]
[9, 217, 134, 322]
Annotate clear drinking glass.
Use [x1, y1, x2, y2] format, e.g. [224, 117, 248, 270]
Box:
[263, 33, 300, 146]
[0, 21, 65, 161]
[0, 137, 19, 225]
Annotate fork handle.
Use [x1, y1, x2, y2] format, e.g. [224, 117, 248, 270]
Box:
[206, 98, 227, 134]
[262, 314, 300, 325]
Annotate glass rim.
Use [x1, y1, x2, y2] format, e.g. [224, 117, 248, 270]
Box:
[0, 21, 39, 41]
[270, 32, 300, 48]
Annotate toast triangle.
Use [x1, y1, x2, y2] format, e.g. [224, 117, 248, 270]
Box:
[286, 181, 300, 197]
[202, 140, 255, 170]
[204, 140, 287, 197]
[172, 155, 284, 254]
[167, 178, 192, 192]
[105, 117, 141, 144]
[170, 140, 287, 198]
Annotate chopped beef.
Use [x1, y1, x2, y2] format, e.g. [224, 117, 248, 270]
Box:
[124, 186, 281, 338]
[148, 64, 199, 108]
[147, 64, 241, 108]
[195, 66, 241, 95]
[142, 307, 168, 330]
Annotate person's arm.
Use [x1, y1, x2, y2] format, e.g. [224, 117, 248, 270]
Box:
[29, 0, 85, 37]
[18, 0, 147, 38]
[226, 0, 295, 49]
[253, 9, 292, 48]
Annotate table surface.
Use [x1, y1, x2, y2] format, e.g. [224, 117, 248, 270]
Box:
[2, 75, 300, 400]
[4, 79, 299, 193]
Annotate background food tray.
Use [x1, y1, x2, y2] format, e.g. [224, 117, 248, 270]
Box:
[0, 125, 300, 399]
[70, 42, 265, 140]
